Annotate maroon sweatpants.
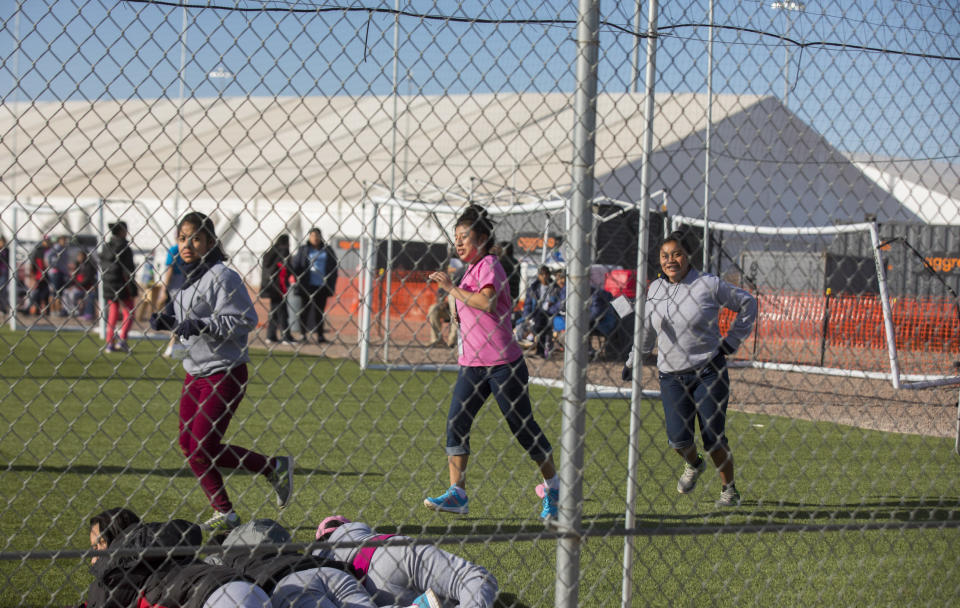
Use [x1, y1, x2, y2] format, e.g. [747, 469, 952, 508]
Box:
[178, 364, 270, 513]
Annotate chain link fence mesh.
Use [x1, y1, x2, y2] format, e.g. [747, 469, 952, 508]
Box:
[1, 1, 959, 606]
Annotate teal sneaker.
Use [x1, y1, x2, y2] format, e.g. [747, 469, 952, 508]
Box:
[410, 588, 441, 608]
[539, 487, 559, 520]
[423, 486, 469, 514]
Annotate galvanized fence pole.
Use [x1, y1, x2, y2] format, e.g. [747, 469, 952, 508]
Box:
[622, 1, 658, 607]
[555, 1, 600, 607]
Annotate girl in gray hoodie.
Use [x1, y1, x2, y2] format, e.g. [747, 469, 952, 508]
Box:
[151, 212, 293, 533]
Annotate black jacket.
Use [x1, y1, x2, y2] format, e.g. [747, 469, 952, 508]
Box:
[99, 237, 137, 302]
[289, 243, 339, 297]
[140, 562, 248, 608]
[83, 520, 202, 608]
[216, 546, 352, 594]
[259, 244, 290, 300]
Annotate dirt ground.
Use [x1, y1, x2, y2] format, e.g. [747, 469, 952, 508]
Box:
[283, 315, 959, 440]
[14, 306, 958, 441]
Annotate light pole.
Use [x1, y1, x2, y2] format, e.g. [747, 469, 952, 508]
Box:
[208, 66, 233, 98]
[770, 1, 805, 107]
[174, 5, 187, 225]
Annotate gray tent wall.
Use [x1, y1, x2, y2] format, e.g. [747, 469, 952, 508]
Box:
[830, 222, 960, 298]
[593, 97, 921, 241]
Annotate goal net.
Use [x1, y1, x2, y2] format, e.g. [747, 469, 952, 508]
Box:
[671, 215, 960, 390]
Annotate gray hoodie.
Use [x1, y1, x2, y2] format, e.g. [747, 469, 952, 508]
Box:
[315, 522, 498, 608]
[173, 262, 258, 377]
[641, 267, 757, 373]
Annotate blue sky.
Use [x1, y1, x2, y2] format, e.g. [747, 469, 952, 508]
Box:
[2, 0, 958, 159]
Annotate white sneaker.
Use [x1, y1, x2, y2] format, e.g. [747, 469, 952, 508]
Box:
[201, 510, 241, 533]
[677, 457, 707, 494]
[715, 485, 742, 507]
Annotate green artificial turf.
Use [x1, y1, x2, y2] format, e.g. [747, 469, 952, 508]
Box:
[1, 328, 958, 607]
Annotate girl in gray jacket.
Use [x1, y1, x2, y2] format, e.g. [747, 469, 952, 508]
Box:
[151, 212, 293, 533]
[626, 231, 757, 507]
[314, 516, 497, 608]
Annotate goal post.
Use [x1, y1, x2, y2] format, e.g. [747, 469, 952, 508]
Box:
[673, 214, 960, 390]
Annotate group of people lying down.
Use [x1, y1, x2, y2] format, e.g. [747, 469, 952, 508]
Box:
[78, 508, 497, 608]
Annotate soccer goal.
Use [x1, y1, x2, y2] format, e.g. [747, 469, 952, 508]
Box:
[355, 183, 666, 386]
[672, 214, 960, 390]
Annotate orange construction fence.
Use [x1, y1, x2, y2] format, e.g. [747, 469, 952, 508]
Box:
[327, 271, 436, 323]
[719, 292, 960, 353]
[324, 273, 958, 355]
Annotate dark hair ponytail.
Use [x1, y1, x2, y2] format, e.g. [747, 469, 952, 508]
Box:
[455, 204, 495, 253]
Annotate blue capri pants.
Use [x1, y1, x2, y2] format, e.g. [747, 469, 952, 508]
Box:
[658, 352, 730, 452]
[446, 357, 553, 462]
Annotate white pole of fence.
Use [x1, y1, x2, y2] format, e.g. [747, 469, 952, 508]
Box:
[555, 1, 599, 607]
[869, 221, 902, 390]
[383, 0, 402, 364]
[702, 0, 714, 272]
[623, 1, 658, 606]
[9, 205, 19, 331]
[359, 190, 378, 370]
[97, 200, 106, 341]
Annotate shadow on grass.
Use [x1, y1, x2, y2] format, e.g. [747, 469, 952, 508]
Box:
[378, 497, 960, 538]
[580, 496, 960, 529]
[2, 463, 370, 477]
[495, 592, 531, 608]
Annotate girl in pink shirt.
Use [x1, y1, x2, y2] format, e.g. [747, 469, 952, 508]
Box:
[424, 205, 559, 520]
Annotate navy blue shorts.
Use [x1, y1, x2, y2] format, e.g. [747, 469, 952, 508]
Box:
[658, 353, 730, 452]
[445, 357, 552, 461]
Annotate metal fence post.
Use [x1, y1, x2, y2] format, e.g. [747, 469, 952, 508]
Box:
[555, 1, 600, 607]
[623, 1, 659, 606]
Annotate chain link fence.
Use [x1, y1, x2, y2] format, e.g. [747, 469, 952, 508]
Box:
[2, 1, 959, 606]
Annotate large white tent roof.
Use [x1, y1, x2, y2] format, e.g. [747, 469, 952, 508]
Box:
[1, 91, 948, 278]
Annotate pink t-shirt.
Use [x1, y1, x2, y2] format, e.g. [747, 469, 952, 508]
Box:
[456, 255, 523, 367]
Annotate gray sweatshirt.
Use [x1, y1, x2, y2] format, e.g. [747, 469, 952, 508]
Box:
[314, 522, 498, 608]
[641, 268, 757, 373]
[173, 262, 258, 377]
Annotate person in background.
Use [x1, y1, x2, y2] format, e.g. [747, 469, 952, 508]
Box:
[516, 265, 553, 357]
[28, 235, 51, 315]
[623, 231, 757, 507]
[426, 263, 465, 348]
[260, 234, 295, 345]
[0, 235, 9, 315]
[424, 205, 559, 520]
[315, 515, 497, 608]
[63, 250, 97, 319]
[545, 269, 566, 356]
[45, 234, 71, 316]
[135, 250, 162, 322]
[494, 241, 520, 308]
[150, 211, 292, 533]
[159, 242, 186, 358]
[587, 286, 617, 360]
[100, 222, 138, 353]
[290, 228, 339, 344]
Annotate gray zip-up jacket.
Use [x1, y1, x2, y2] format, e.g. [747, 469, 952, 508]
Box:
[640, 268, 757, 373]
[173, 262, 258, 377]
[314, 522, 498, 608]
